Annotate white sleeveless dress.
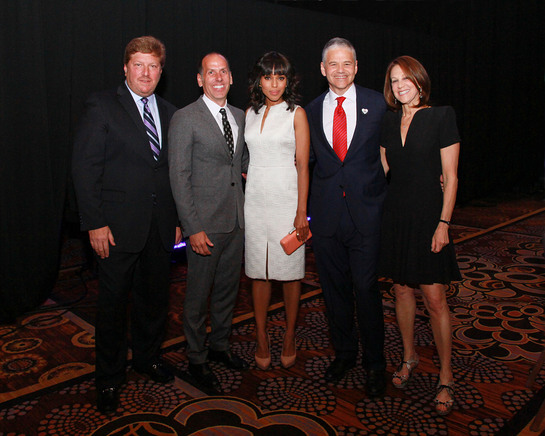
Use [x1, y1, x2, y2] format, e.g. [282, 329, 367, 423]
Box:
[244, 102, 305, 281]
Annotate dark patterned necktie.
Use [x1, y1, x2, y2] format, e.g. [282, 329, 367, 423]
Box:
[141, 97, 160, 160]
[332, 96, 347, 161]
[220, 108, 234, 158]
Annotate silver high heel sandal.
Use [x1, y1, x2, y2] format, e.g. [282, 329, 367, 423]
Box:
[392, 355, 419, 389]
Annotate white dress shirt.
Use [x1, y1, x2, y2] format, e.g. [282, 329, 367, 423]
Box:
[126, 82, 163, 147]
[322, 83, 357, 149]
[202, 94, 239, 151]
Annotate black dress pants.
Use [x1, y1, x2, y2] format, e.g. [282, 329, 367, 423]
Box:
[312, 200, 386, 370]
[94, 217, 171, 390]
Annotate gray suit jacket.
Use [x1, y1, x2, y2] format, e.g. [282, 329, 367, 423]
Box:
[168, 96, 248, 237]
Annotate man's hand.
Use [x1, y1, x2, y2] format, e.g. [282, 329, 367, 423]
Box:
[175, 227, 183, 245]
[89, 226, 115, 258]
[189, 231, 214, 256]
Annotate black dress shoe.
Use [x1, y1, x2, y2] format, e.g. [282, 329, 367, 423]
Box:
[97, 386, 119, 413]
[134, 362, 174, 383]
[188, 362, 223, 394]
[208, 349, 249, 370]
[325, 358, 356, 382]
[366, 369, 386, 397]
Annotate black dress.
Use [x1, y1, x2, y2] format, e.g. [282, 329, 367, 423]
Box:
[379, 106, 461, 285]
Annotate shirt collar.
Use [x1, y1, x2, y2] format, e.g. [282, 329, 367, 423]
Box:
[326, 83, 356, 104]
[125, 81, 156, 106]
[202, 94, 228, 116]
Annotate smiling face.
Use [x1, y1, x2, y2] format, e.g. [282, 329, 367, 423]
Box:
[390, 64, 420, 107]
[124, 52, 163, 97]
[197, 53, 233, 106]
[320, 46, 358, 95]
[259, 69, 287, 106]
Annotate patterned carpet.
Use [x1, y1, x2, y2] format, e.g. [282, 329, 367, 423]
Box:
[1, 194, 544, 435]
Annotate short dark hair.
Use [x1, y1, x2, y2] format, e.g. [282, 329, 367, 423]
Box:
[248, 51, 301, 113]
[384, 55, 431, 111]
[124, 36, 166, 67]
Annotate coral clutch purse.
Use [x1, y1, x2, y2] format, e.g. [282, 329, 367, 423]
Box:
[280, 229, 312, 255]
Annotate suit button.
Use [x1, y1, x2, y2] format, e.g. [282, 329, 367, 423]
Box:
[231, 182, 235, 186]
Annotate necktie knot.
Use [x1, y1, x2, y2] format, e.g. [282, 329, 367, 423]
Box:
[336, 96, 346, 107]
[141, 97, 148, 105]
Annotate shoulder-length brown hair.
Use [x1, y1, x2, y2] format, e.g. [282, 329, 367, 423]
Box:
[383, 55, 431, 111]
[248, 51, 301, 114]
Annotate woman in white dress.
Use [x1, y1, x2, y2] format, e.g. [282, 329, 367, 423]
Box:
[244, 52, 310, 370]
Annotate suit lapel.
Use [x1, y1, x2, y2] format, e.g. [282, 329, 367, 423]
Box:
[156, 97, 170, 162]
[315, 92, 339, 160]
[228, 103, 245, 161]
[118, 85, 148, 139]
[196, 97, 234, 160]
[117, 85, 156, 163]
[347, 86, 371, 158]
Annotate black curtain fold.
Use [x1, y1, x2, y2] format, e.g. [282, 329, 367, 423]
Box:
[1, 0, 543, 321]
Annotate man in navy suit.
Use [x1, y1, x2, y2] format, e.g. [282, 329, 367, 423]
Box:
[72, 36, 181, 413]
[306, 37, 387, 397]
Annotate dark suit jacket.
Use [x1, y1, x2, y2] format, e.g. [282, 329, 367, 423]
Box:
[168, 96, 248, 237]
[306, 85, 387, 237]
[72, 84, 179, 253]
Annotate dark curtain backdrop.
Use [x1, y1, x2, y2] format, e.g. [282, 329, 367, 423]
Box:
[1, 0, 543, 320]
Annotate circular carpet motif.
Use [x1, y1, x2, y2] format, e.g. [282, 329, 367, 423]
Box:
[39, 362, 93, 384]
[257, 376, 336, 414]
[355, 396, 448, 435]
[0, 353, 47, 377]
[22, 311, 69, 329]
[2, 337, 42, 354]
[72, 331, 95, 348]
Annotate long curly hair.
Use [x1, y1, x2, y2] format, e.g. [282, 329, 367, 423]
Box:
[248, 51, 301, 113]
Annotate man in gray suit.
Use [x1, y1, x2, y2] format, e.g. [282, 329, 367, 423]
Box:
[169, 53, 249, 394]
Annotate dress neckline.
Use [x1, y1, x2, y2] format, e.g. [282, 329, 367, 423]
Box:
[398, 106, 431, 147]
[259, 101, 289, 134]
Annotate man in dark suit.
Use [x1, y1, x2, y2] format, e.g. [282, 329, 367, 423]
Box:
[72, 36, 181, 413]
[306, 37, 387, 397]
[169, 53, 249, 394]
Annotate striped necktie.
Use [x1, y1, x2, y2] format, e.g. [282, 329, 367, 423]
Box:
[332, 96, 347, 161]
[141, 97, 160, 160]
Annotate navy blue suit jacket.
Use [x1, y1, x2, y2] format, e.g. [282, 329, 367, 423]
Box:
[306, 85, 387, 237]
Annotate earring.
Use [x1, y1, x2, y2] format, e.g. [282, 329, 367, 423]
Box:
[394, 98, 398, 105]
[418, 86, 423, 99]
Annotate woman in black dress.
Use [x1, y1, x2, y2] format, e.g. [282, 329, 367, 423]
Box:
[379, 56, 461, 415]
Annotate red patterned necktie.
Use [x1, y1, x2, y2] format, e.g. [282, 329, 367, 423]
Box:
[332, 96, 347, 161]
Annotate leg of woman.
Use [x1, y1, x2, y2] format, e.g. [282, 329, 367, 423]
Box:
[282, 280, 301, 357]
[421, 283, 453, 412]
[393, 283, 419, 385]
[253, 279, 272, 358]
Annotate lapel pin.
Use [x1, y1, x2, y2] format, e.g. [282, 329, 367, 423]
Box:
[362, 108, 368, 114]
